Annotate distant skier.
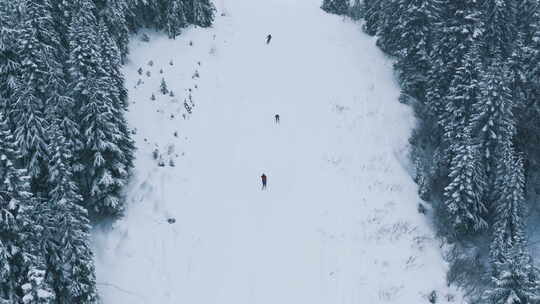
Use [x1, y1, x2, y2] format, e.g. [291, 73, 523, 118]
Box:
[261, 173, 267, 190]
[274, 114, 280, 124]
[266, 34, 272, 44]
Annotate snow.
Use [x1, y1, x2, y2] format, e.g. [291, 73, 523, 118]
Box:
[92, 0, 464, 303]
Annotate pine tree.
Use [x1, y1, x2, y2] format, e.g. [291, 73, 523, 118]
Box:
[392, 0, 440, 98]
[439, 42, 483, 157]
[490, 147, 524, 263]
[0, 115, 36, 303]
[126, 0, 163, 30]
[43, 122, 99, 303]
[0, 0, 22, 119]
[426, 0, 483, 119]
[375, 0, 405, 55]
[439, 38, 489, 234]
[470, 64, 515, 182]
[349, 0, 363, 20]
[12, 0, 66, 188]
[321, 0, 349, 15]
[160, 78, 169, 95]
[484, 252, 540, 304]
[189, 0, 215, 28]
[67, 0, 127, 216]
[514, 0, 540, 167]
[361, 0, 384, 36]
[485, 153, 540, 303]
[21, 267, 55, 304]
[165, 0, 189, 38]
[97, 19, 128, 109]
[480, 0, 518, 59]
[96, 0, 131, 61]
[97, 18, 135, 209]
[443, 131, 487, 234]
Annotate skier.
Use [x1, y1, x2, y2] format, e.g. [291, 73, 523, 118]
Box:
[261, 173, 267, 190]
[266, 34, 272, 44]
[274, 114, 280, 124]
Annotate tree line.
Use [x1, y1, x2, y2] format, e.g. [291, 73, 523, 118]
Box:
[0, 0, 214, 303]
[322, 0, 540, 302]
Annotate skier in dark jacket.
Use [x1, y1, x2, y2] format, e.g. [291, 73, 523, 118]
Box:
[266, 34, 272, 44]
[274, 114, 280, 124]
[261, 174, 267, 190]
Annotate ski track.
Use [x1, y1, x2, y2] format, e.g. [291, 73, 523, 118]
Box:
[92, 0, 464, 303]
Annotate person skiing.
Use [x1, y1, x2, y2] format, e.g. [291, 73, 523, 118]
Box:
[266, 34, 272, 44]
[274, 114, 280, 124]
[261, 173, 267, 190]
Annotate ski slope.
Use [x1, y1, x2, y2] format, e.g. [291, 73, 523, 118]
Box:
[93, 0, 463, 303]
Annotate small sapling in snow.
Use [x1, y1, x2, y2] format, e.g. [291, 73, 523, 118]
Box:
[428, 290, 437, 303]
[160, 78, 169, 94]
[417, 203, 427, 214]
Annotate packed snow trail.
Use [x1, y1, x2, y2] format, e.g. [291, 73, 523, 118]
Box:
[93, 0, 463, 303]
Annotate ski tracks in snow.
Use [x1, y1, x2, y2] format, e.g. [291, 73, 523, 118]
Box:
[93, 0, 464, 303]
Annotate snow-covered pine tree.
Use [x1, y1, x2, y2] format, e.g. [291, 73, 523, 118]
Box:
[392, 0, 440, 98]
[44, 122, 99, 303]
[97, 19, 128, 109]
[97, 18, 135, 202]
[439, 41, 483, 154]
[373, 1, 402, 55]
[125, 0, 163, 30]
[0, 114, 37, 303]
[20, 266, 55, 304]
[484, 152, 540, 303]
[375, 0, 439, 57]
[166, 0, 189, 38]
[349, 0, 363, 20]
[321, 0, 349, 16]
[484, 250, 540, 304]
[490, 145, 525, 264]
[49, 0, 84, 61]
[67, 0, 127, 216]
[126, 0, 216, 34]
[437, 37, 486, 235]
[427, 0, 483, 118]
[13, 0, 67, 190]
[513, 0, 540, 169]
[189, 0, 215, 28]
[480, 0, 518, 60]
[361, 0, 384, 36]
[440, 41, 489, 234]
[469, 64, 514, 184]
[160, 78, 169, 94]
[96, 0, 131, 61]
[442, 131, 487, 234]
[0, 1, 22, 119]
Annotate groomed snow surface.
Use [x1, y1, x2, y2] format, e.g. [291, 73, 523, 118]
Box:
[92, 0, 464, 303]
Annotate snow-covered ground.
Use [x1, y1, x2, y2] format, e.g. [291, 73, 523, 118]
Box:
[92, 0, 463, 303]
